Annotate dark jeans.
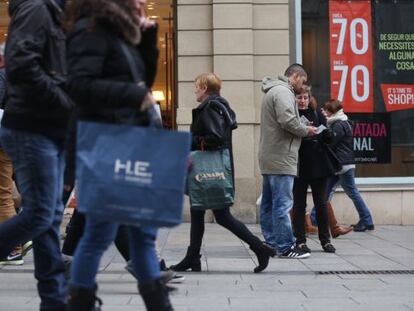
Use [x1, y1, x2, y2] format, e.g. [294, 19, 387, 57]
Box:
[70, 216, 159, 288]
[189, 207, 261, 251]
[292, 177, 331, 245]
[0, 128, 67, 308]
[62, 208, 130, 261]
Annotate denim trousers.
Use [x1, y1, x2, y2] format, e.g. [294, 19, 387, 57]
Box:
[260, 174, 295, 254]
[311, 169, 374, 226]
[0, 128, 67, 308]
[70, 215, 160, 289]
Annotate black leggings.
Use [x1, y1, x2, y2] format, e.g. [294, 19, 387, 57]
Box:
[292, 177, 330, 245]
[62, 208, 130, 261]
[189, 207, 261, 251]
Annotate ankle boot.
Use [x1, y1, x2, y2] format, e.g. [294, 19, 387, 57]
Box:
[327, 202, 352, 238]
[169, 246, 201, 272]
[68, 285, 102, 311]
[250, 240, 276, 273]
[139, 278, 174, 311]
[305, 212, 318, 235]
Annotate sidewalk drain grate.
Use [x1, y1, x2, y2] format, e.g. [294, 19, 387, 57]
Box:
[317, 270, 414, 275]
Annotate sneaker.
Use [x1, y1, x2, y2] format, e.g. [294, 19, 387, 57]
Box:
[322, 242, 336, 253]
[278, 245, 310, 259]
[0, 252, 24, 265]
[22, 241, 33, 257]
[353, 222, 375, 232]
[296, 243, 311, 253]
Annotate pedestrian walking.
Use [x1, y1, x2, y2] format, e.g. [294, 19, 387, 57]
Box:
[258, 64, 317, 259]
[170, 73, 276, 274]
[65, 0, 174, 310]
[323, 99, 375, 232]
[0, 0, 73, 309]
[292, 85, 337, 253]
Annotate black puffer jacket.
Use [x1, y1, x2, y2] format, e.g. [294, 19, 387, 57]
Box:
[329, 120, 355, 165]
[297, 108, 336, 180]
[66, 2, 159, 125]
[1, 0, 73, 144]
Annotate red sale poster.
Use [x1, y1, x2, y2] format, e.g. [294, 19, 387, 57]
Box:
[329, 0, 374, 112]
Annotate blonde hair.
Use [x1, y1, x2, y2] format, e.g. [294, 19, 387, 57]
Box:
[195, 73, 221, 95]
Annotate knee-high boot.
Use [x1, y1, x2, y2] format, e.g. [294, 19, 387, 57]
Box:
[327, 202, 352, 238]
[249, 238, 276, 273]
[139, 279, 174, 311]
[67, 285, 102, 311]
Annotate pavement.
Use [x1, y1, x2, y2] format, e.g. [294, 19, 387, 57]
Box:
[1, 223, 414, 311]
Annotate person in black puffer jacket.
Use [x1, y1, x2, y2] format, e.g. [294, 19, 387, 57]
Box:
[170, 73, 276, 274]
[323, 99, 375, 233]
[292, 85, 337, 254]
[64, 1, 173, 311]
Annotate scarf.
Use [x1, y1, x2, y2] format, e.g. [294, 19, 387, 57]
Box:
[327, 109, 348, 126]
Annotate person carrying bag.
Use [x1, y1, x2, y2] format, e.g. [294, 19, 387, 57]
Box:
[65, 1, 189, 310]
[170, 73, 276, 274]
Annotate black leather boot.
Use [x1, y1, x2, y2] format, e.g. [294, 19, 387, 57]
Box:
[169, 247, 201, 272]
[139, 278, 174, 311]
[250, 240, 276, 273]
[67, 285, 102, 311]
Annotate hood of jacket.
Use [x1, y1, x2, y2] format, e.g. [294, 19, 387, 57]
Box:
[9, 0, 62, 20]
[92, 0, 141, 45]
[261, 75, 292, 94]
[197, 94, 230, 111]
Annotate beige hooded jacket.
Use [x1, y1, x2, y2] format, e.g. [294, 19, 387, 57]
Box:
[258, 76, 308, 176]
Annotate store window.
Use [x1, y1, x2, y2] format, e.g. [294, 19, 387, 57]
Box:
[302, 0, 414, 177]
[0, 0, 177, 129]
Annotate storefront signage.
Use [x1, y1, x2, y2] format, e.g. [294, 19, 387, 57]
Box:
[349, 113, 391, 163]
[375, 2, 414, 112]
[329, 0, 374, 112]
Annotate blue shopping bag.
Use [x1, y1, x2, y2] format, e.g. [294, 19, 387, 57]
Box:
[76, 121, 191, 227]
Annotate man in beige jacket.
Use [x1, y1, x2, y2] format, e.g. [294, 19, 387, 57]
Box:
[258, 64, 316, 258]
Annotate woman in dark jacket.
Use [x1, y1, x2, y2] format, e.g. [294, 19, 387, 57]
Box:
[323, 99, 375, 232]
[170, 73, 275, 274]
[65, 1, 172, 310]
[292, 85, 336, 253]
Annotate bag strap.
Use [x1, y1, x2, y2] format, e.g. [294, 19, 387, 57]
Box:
[118, 40, 141, 83]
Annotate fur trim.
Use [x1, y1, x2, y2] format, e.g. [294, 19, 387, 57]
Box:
[95, 0, 141, 45]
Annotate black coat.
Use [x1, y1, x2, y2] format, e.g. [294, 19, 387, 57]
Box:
[1, 0, 73, 144]
[329, 119, 355, 165]
[64, 12, 159, 187]
[66, 18, 159, 125]
[297, 108, 337, 180]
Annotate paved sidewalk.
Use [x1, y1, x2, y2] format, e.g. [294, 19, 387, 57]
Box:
[1, 224, 414, 311]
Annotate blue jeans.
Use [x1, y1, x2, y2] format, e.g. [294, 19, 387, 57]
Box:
[260, 174, 295, 254]
[329, 169, 373, 226]
[311, 169, 374, 226]
[70, 216, 160, 289]
[0, 128, 67, 308]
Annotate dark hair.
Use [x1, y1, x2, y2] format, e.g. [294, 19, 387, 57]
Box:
[324, 99, 343, 114]
[65, 0, 138, 31]
[284, 63, 307, 78]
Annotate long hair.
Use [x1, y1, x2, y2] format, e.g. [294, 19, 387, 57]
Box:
[65, 0, 139, 31]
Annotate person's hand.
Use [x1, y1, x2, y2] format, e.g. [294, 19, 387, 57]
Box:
[307, 126, 318, 136]
[141, 17, 156, 30]
[140, 92, 156, 112]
